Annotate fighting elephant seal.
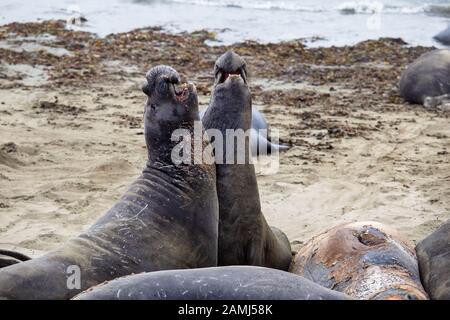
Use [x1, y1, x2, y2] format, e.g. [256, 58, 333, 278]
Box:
[200, 51, 289, 156]
[0, 66, 219, 299]
[416, 219, 450, 300]
[399, 49, 450, 105]
[201, 53, 292, 270]
[73, 266, 350, 300]
[0, 249, 31, 269]
[290, 222, 428, 300]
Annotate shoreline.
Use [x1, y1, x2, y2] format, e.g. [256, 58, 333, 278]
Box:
[1, 20, 449, 258]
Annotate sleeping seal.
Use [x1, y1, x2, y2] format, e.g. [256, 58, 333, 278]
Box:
[416, 219, 450, 300]
[73, 266, 350, 300]
[0, 66, 219, 299]
[399, 49, 450, 105]
[201, 55, 292, 270]
[290, 222, 428, 300]
[200, 51, 290, 156]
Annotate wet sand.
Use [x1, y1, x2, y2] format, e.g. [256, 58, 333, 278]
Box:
[0, 21, 449, 257]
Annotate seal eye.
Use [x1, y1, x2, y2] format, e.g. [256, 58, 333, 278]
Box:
[150, 104, 156, 111]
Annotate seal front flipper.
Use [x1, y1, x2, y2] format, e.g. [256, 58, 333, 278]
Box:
[0, 249, 31, 268]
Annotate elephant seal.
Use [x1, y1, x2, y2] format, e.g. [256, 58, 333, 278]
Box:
[200, 51, 289, 157]
[0, 65, 219, 299]
[201, 52, 292, 270]
[416, 219, 450, 300]
[399, 49, 450, 105]
[0, 249, 31, 268]
[434, 25, 450, 46]
[290, 222, 428, 300]
[73, 266, 350, 300]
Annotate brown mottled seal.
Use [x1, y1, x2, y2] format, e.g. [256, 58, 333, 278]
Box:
[73, 266, 350, 300]
[399, 49, 450, 105]
[416, 219, 450, 300]
[0, 249, 31, 269]
[290, 222, 428, 300]
[201, 51, 292, 270]
[0, 65, 219, 300]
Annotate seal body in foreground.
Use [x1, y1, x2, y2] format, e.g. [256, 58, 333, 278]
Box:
[289, 222, 428, 300]
[73, 266, 350, 300]
[0, 66, 219, 299]
[416, 219, 450, 300]
[201, 52, 292, 271]
[200, 51, 289, 157]
[399, 49, 450, 104]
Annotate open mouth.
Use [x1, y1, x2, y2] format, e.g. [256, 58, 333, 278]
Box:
[217, 68, 247, 84]
[173, 83, 190, 102]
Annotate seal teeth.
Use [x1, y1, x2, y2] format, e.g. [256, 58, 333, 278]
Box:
[175, 83, 190, 102]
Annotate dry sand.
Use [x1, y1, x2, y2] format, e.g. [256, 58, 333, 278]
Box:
[0, 21, 449, 258]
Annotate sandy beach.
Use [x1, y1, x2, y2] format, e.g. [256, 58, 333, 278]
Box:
[0, 20, 449, 258]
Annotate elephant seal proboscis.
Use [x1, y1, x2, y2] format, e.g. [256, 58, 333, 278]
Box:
[0, 249, 31, 269]
[0, 66, 219, 299]
[289, 222, 428, 300]
[416, 219, 450, 300]
[200, 51, 290, 157]
[73, 266, 350, 300]
[201, 52, 292, 270]
[399, 49, 450, 107]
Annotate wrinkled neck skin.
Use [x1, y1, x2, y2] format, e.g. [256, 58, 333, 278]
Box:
[143, 98, 199, 173]
[203, 80, 252, 164]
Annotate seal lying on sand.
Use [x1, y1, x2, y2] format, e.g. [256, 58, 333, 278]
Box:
[0, 250, 31, 269]
[201, 53, 292, 270]
[0, 66, 219, 299]
[73, 266, 350, 300]
[399, 49, 450, 105]
[434, 25, 450, 46]
[200, 51, 289, 156]
[416, 219, 450, 300]
[290, 222, 428, 300]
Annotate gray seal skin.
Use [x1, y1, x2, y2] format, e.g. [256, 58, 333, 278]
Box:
[416, 219, 450, 300]
[73, 266, 350, 300]
[399, 49, 450, 104]
[200, 51, 289, 157]
[201, 52, 292, 270]
[0, 250, 31, 269]
[434, 25, 450, 46]
[0, 66, 219, 300]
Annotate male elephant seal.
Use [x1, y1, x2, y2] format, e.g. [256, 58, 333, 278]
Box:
[399, 49, 450, 105]
[416, 219, 450, 300]
[73, 266, 350, 300]
[290, 222, 428, 300]
[200, 51, 289, 156]
[201, 53, 292, 270]
[0, 249, 31, 268]
[0, 66, 219, 299]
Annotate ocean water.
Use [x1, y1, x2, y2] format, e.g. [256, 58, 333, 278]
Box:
[0, 0, 450, 47]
